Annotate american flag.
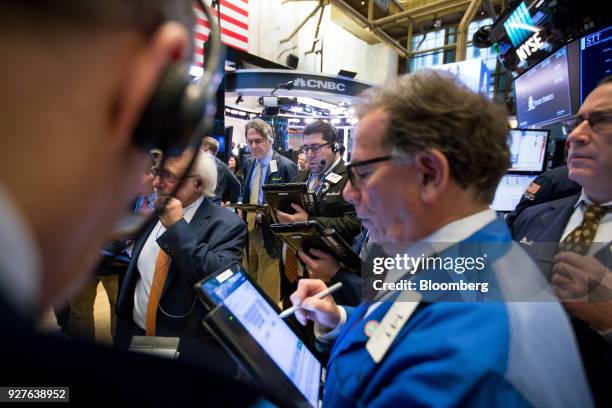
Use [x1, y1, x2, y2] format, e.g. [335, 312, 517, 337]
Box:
[193, 0, 249, 68]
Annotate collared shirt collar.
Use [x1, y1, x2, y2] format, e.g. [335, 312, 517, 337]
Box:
[258, 148, 274, 167]
[0, 183, 41, 315]
[575, 189, 612, 209]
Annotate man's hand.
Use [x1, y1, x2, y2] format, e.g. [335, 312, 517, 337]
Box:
[289, 279, 341, 329]
[551, 252, 612, 301]
[277, 203, 308, 224]
[298, 248, 341, 282]
[158, 197, 184, 228]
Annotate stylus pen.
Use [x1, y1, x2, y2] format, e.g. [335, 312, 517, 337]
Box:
[279, 282, 343, 319]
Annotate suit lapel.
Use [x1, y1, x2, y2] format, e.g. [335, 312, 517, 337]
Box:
[161, 198, 212, 296]
[316, 160, 346, 201]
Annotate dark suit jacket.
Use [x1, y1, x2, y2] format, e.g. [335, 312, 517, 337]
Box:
[506, 165, 580, 229]
[511, 193, 612, 406]
[116, 197, 246, 345]
[292, 160, 361, 244]
[242, 151, 298, 258]
[214, 156, 241, 204]
[0, 294, 265, 405]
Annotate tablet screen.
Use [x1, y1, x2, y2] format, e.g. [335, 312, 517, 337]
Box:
[201, 269, 321, 407]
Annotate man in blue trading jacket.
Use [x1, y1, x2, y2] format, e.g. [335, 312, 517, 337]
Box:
[511, 76, 612, 406]
[242, 118, 297, 302]
[289, 70, 592, 407]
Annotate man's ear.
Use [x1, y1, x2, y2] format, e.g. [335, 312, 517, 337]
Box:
[110, 22, 190, 147]
[414, 149, 449, 204]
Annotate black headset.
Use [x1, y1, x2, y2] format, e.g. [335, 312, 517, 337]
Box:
[132, 0, 222, 158]
[329, 124, 341, 153]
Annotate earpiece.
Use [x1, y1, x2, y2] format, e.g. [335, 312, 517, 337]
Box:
[131, 0, 221, 158]
[330, 125, 340, 153]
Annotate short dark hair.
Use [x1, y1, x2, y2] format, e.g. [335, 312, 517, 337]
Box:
[302, 120, 339, 144]
[354, 70, 510, 204]
[0, 1, 195, 38]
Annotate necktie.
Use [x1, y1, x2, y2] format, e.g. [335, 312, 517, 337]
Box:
[145, 249, 170, 336]
[560, 204, 607, 255]
[141, 197, 149, 212]
[309, 175, 322, 193]
[247, 161, 262, 229]
[285, 249, 299, 283]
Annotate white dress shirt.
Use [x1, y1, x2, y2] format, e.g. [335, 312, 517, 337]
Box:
[133, 196, 204, 330]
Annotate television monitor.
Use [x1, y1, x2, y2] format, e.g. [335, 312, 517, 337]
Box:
[212, 134, 225, 155]
[490, 0, 608, 75]
[508, 129, 549, 172]
[490, 174, 537, 212]
[514, 46, 572, 127]
[580, 25, 612, 102]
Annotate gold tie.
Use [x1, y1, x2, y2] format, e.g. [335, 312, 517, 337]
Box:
[285, 248, 299, 283]
[145, 249, 170, 336]
[560, 204, 607, 255]
[247, 161, 262, 229]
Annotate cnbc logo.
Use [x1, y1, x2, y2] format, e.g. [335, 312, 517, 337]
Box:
[294, 77, 346, 92]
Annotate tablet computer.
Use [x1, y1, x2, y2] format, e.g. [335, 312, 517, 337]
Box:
[262, 183, 319, 219]
[269, 221, 361, 270]
[195, 264, 322, 408]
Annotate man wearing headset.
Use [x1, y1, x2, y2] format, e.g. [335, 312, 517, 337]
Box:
[276, 120, 361, 305]
[0, 1, 263, 404]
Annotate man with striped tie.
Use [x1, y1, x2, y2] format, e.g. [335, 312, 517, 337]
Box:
[116, 151, 246, 358]
[512, 75, 612, 406]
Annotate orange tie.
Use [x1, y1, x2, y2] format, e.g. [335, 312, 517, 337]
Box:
[285, 248, 299, 283]
[145, 249, 170, 336]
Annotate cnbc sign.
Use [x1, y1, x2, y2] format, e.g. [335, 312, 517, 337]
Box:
[503, 1, 544, 62]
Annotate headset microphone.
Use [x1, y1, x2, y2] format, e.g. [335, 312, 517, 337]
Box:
[320, 159, 327, 166]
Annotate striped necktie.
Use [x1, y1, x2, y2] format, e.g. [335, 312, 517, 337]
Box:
[247, 161, 262, 229]
[145, 249, 170, 336]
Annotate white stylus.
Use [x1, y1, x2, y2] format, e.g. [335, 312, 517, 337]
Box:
[279, 282, 343, 319]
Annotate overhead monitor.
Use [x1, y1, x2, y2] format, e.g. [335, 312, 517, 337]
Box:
[514, 46, 572, 127]
[580, 25, 612, 102]
[508, 129, 549, 172]
[490, 174, 537, 212]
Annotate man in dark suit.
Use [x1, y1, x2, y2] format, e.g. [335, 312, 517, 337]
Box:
[200, 136, 242, 204]
[242, 118, 298, 302]
[511, 76, 612, 406]
[116, 150, 246, 351]
[506, 164, 581, 229]
[276, 120, 362, 304]
[0, 1, 266, 404]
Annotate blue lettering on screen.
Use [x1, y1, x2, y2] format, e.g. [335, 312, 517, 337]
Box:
[580, 26, 612, 102]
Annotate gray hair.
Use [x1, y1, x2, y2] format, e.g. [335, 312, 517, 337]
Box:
[245, 118, 274, 142]
[353, 69, 510, 204]
[191, 152, 217, 198]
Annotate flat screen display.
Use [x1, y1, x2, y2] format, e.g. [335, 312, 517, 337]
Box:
[201, 269, 321, 407]
[580, 25, 612, 102]
[508, 129, 548, 172]
[490, 174, 537, 212]
[515, 46, 572, 127]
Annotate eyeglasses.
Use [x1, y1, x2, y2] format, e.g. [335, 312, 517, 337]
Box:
[346, 156, 393, 187]
[562, 111, 612, 134]
[150, 167, 197, 184]
[301, 142, 331, 154]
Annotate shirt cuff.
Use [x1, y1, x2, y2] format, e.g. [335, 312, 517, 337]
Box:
[314, 306, 347, 344]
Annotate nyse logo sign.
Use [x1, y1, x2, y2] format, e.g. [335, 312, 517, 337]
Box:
[515, 32, 544, 62]
[294, 78, 346, 92]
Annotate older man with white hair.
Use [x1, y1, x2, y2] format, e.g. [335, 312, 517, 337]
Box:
[116, 150, 246, 352]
